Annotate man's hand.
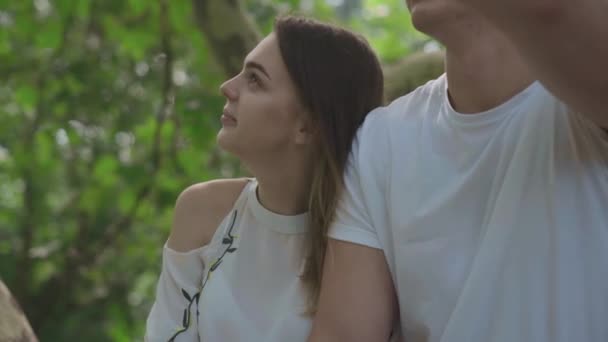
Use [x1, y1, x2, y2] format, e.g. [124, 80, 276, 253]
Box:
[460, 0, 608, 127]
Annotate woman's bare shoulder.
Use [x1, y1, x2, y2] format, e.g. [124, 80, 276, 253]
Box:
[167, 178, 250, 252]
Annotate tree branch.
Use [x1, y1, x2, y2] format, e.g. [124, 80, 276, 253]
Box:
[192, 0, 261, 76]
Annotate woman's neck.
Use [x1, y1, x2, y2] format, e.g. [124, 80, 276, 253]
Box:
[245, 152, 313, 216]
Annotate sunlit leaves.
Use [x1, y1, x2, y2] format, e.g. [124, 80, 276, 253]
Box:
[13, 85, 38, 112]
[34, 16, 63, 50]
[92, 155, 119, 187]
[352, 0, 427, 62]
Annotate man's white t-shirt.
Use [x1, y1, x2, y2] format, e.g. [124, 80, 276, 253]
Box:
[329, 74, 608, 342]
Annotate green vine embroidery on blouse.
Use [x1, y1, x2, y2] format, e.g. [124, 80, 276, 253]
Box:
[167, 210, 239, 342]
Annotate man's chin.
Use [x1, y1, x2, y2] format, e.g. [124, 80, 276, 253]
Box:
[410, 4, 471, 40]
[409, 8, 441, 36]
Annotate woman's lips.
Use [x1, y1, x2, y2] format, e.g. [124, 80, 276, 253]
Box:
[221, 111, 237, 126]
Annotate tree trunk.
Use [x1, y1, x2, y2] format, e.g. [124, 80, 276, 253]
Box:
[191, 0, 445, 100]
[0, 280, 38, 342]
[192, 0, 262, 77]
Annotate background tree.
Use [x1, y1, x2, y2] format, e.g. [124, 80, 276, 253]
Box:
[0, 0, 443, 340]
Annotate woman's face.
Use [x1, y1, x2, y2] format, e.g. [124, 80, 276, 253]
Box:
[217, 33, 310, 161]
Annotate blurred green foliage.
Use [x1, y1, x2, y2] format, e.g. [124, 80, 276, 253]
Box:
[0, 0, 426, 340]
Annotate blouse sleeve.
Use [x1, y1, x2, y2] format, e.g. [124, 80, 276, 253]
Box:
[145, 244, 206, 342]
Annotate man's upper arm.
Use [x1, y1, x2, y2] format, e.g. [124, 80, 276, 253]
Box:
[309, 111, 397, 341]
[328, 154, 382, 249]
[308, 239, 398, 342]
[327, 111, 390, 249]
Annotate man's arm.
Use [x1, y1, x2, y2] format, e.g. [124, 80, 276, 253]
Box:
[308, 239, 398, 342]
[467, 0, 608, 127]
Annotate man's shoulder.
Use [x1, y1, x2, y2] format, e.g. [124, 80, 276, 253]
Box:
[348, 77, 441, 179]
[361, 75, 444, 132]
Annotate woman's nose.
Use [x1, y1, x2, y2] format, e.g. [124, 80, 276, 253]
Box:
[220, 77, 238, 101]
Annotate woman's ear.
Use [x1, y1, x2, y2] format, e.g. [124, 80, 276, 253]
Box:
[294, 110, 317, 145]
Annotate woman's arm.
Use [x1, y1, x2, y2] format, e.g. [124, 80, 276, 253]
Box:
[145, 178, 249, 341]
[167, 178, 249, 252]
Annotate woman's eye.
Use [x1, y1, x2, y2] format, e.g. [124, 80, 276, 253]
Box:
[247, 72, 260, 87]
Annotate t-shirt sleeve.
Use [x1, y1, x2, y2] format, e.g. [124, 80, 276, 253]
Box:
[328, 111, 389, 250]
[145, 244, 205, 342]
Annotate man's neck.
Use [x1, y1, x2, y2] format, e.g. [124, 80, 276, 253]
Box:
[443, 25, 536, 114]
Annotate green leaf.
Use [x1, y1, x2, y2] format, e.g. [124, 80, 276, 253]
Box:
[128, 0, 148, 16]
[93, 155, 119, 187]
[118, 189, 136, 213]
[75, 0, 91, 19]
[14, 85, 38, 110]
[0, 30, 11, 55]
[35, 19, 63, 50]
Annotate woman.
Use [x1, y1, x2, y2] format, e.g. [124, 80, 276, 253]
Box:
[145, 15, 384, 341]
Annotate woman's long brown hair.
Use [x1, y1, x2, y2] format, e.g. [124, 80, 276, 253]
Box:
[275, 15, 384, 314]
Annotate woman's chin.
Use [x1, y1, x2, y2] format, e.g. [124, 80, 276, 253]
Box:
[216, 130, 231, 150]
[216, 131, 241, 156]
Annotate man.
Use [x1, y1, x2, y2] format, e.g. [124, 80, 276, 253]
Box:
[309, 0, 608, 341]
